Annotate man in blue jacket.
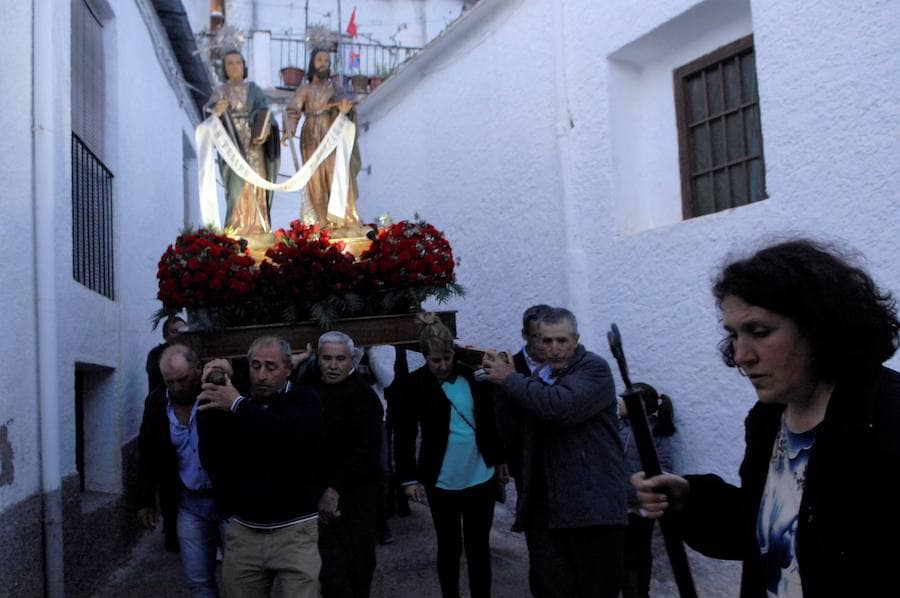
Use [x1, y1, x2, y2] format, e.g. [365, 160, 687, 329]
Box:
[483, 307, 627, 598]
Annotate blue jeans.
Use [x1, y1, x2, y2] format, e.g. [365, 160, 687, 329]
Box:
[177, 493, 226, 597]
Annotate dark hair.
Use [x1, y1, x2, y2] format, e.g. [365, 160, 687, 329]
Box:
[540, 307, 578, 335]
[307, 48, 331, 82]
[416, 312, 454, 357]
[522, 304, 552, 333]
[222, 50, 248, 80]
[713, 239, 899, 381]
[631, 382, 676, 437]
[248, 336, 293, 367]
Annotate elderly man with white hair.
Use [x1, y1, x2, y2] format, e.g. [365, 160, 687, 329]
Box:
[310, 331, 384, 598]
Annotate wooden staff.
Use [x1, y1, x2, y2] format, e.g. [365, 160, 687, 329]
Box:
[282, 110, 301, 171]
[607, 323, 697, 598]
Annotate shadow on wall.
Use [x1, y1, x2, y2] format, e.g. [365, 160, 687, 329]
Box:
[0, 421, 13, 486]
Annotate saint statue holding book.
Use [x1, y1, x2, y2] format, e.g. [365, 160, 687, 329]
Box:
[207, 50, 280, 234]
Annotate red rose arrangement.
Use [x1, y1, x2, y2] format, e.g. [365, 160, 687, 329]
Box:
[356, 218, 464, 313]
[358, 219, 458, 290]
[257, 222, 361, 304]
[156, 228, 256, 310]
[153, 217, 463, 329]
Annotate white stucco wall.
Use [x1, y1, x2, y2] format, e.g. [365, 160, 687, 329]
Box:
[0, 1, 40, 512]
[37, 0, 196, 492]
[358, 0, 568, 349]
[357, 0, 900, 593]
[58, 0, 204, 487]
[0, 0, 204, 507]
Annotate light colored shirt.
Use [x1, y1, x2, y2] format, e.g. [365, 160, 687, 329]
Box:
[757, 415, 816, 598]
[534, 363, 556, 384]
[522, 346, 542, 374]
[435, 377, 494, 490]
[366, 346, 425, 422]
[166, 395, 212, 491]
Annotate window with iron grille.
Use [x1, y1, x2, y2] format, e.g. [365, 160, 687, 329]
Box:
[71, 0, 114, 299]
[674, 35, 766, 219]
[72, 134, 114, 299]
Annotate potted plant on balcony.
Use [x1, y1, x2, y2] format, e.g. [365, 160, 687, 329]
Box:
[350, 74, 369, 94]
[369, 64, 390, 91]
[369, 64, 394, 91]
[280, 66, 305, 88]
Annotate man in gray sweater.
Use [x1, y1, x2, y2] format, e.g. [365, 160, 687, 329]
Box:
[483, 307, 627, 598]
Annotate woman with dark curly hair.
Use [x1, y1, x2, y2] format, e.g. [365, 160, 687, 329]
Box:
[632, 239, 900, 597]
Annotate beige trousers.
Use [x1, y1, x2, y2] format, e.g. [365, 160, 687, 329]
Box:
[222, 518, 321, 598]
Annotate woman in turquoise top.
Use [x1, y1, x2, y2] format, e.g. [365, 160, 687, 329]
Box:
[395, 313, 506, 598]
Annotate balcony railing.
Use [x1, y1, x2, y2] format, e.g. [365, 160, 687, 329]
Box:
[72, 133, 114, 300]
[249, 32, 421, 90]
[196, 30, 421, 93]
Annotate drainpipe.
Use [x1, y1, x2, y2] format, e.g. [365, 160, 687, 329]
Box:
[551, 0, 590, 321]
[32, 0, 65, 596]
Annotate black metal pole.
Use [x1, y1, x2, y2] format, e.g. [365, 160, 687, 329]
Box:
[608, 324, 697, 598]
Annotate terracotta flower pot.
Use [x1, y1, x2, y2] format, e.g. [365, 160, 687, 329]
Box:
[280, 66, 305, 88]
[350, 75, 369, 93]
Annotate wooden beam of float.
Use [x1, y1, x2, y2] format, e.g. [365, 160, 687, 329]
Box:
[180, 311, 457, 359]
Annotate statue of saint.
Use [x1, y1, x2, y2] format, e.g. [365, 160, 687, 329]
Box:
[208, 51, 280, 235]
[283, 49, 361, 227]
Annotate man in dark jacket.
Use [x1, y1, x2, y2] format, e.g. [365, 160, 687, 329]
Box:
[484, 307, 627, 598]
[496, 304, 551, 519]
[136, 344, 223, 597]
[198, 336, 325, 598]
[313, 331, 383, 598]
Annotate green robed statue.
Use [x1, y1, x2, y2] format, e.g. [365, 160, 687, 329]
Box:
[207, 51, 280, 235]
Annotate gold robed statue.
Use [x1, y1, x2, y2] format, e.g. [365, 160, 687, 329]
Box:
[282, 48, 362, 228]
[207, 51, 280, 236]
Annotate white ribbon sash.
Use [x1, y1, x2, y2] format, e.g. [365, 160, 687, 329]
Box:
[195, 113, 356, 228]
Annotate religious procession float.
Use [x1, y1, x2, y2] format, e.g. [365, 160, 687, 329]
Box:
[154, 50, 463, 357]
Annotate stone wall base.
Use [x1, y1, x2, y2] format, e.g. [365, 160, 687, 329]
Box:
[0, 436, 142, 597]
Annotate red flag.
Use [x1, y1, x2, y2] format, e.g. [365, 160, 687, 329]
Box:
[346, 7, 358, 38]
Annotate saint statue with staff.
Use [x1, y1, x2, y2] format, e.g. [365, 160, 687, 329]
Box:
[282, 48, 362, 228]
[206, 50, 280, 235]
